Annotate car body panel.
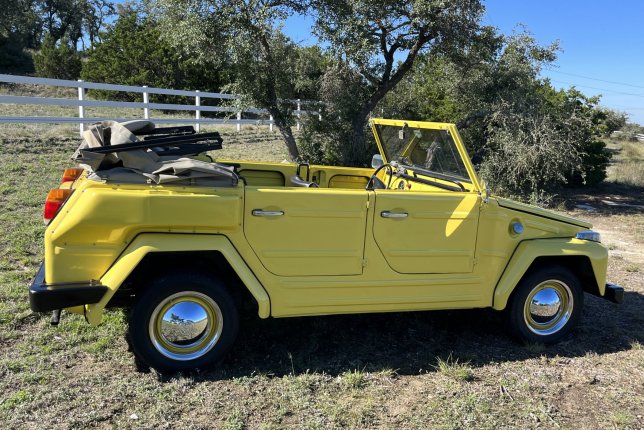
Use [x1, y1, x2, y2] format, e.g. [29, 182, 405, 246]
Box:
[86, 233, 271, 325]
[372, 191, 480, 274]
[44, 181, 243, 284]
[244, 187, 369, 276]
[492, 237, 608, 310]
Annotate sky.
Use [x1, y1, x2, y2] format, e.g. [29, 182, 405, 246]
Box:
[283, 0, 644, 125]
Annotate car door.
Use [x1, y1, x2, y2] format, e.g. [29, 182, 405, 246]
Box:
[244, 187, 369, 276]
[372, 190, 480, 274]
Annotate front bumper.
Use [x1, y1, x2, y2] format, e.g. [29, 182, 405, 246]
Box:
[29, 263, 108, 312]
[603, 283, 624, 304]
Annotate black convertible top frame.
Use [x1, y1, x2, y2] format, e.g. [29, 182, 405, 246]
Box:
[84, 131, 223, 155]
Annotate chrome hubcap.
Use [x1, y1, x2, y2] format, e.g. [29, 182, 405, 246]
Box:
[524, 280, 573, 336]
[149, 292, 223, 361]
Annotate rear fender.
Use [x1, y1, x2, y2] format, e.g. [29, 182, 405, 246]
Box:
[85, 233, 270, 325]
[492, 238, 608, 310]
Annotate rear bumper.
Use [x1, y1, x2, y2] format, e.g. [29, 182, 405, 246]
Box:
[603, 283, 624, 304]
[29, 263, 108, 312]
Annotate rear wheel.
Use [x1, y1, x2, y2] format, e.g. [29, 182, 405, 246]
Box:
[507, 266, 583, 344]
[129, 272, 239, 373]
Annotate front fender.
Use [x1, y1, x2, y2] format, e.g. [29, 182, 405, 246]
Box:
[492, 238, 608, 310]
[85, 233, 270, 325]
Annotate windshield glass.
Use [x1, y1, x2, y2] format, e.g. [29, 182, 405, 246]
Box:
[375, 124, 471, 183]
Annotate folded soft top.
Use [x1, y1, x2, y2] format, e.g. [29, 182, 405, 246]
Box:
[72, 121, 238, 186]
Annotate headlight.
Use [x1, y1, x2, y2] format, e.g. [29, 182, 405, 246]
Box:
[576, 230, 601, 243]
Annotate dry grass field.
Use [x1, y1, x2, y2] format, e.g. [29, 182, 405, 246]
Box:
[0, 118, 642, 429]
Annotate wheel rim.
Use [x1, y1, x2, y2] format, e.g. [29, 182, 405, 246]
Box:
[149, 291, 223, 361]
[523, 280, 574, 336]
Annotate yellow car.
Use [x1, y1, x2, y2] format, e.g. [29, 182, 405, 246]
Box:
[29, 118, 623, 372]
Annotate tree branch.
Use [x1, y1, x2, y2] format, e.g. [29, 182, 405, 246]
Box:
[356, 28, 436, 121]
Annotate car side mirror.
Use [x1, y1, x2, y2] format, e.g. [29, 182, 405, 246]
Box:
[371, 154, 384, 169]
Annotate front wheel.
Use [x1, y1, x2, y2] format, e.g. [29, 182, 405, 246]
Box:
[507, 266, 584, 344]
[129, 272, 239, 373]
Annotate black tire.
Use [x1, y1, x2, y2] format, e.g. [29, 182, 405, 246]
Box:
[129, 271, 239, 373]
[507, 265, 584, 344]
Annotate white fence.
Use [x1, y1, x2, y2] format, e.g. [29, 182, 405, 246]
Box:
[0, 74, 318, 135]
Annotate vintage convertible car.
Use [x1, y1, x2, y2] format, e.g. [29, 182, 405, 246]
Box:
[29, 118, 623, 372]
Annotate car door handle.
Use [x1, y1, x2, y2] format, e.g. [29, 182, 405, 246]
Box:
[381, 211, 408, 218]
[252, 209, 285, 217]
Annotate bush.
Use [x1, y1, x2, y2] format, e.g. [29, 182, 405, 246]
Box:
[0, 35, 34, 74]
[33, 35, 81, 80]
[81, 9, 227, 103]
[299, 63, 376, 166]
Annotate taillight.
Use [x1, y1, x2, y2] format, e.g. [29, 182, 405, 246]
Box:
[44, 189, 74, 225]
[62, 168, 84, 183]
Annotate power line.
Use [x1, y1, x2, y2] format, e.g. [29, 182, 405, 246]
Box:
[549, 79, 644, 99]
[544, 68, 644, 90]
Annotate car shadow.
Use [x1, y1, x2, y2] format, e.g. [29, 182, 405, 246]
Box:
[142, 290, 643, 380]
[559, 182, 644, 215]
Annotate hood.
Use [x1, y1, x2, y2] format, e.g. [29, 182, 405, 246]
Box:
[496, 197, 592, 228]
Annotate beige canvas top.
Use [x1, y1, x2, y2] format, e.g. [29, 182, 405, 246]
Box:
[73, 121, 237, 186]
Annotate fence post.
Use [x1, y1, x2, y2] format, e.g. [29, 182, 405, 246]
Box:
[142, 86, 149, 119]
[296, 99, 301, 131]
[77, 80, 85, 135]
[195, 90, 201, 132]
[269, 114, 274, 132]
[236, 111, 241, 132]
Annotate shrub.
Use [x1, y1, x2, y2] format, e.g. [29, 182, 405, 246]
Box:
[33, 35, 81, 80]
[81, 9, 227, 103]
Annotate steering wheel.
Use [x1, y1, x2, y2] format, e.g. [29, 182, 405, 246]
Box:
[366, 163, 394, 190]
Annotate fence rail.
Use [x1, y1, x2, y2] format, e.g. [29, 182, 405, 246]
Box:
[0, 74, 318, 135]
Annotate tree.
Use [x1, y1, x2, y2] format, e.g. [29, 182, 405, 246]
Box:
[156, 0, 311, 161]
[0, 0, 40, 72]
[594, 107, 627, 136]
[81, 7, 228, 102]
[0, 0, 114, 73]
[310, 0, 485, 165]
[33, 34, 82, 79]
[377, 31, 611, 201]
[35, 0, 115, 48]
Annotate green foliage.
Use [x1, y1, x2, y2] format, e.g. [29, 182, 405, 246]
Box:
[33, 34, 82, 79]
[594, 108, 627, 136]
[0, 35, 34, 74]
[377, 31, 611, 200]
[0, 0, 114, 73]
[157, 0, 314, 160]
[0, 0, 39, 72]
[299, 63, 374, 165]
[300, 0, 485, 166]
[81, 8, 228, 102]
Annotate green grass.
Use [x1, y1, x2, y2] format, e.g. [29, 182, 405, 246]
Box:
[0, 119, 642, 428]
[434, 354, 475, 382]
[606, 140, 644, 187]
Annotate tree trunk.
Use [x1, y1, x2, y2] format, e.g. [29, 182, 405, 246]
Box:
[254, 32, 299, 162]
[344, 32, 434, 166]
[347, 113, 370, 166]
[271, 108, 299, 161]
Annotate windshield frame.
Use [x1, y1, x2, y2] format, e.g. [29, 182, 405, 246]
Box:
[370, 118, 482, 192]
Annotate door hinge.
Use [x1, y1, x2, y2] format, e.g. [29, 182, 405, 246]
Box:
[472, 257, 478, 266]
[362, 258, 368, 267]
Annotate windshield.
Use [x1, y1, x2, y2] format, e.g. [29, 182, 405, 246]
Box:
[375, 124, 471, 183]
